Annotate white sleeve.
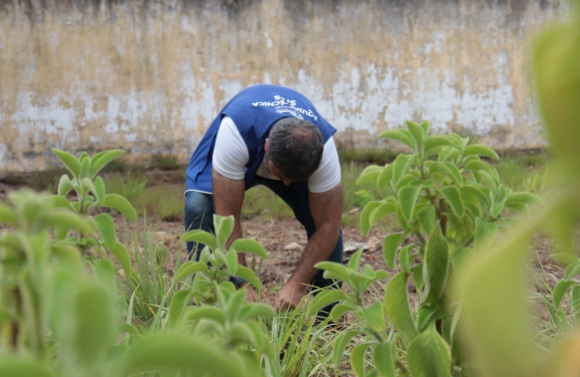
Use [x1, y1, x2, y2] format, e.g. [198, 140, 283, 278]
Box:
[307, 137, 342, 193]
[212, 116, 249, 180]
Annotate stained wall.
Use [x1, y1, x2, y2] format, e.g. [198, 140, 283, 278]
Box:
[0, 0, 563, 172]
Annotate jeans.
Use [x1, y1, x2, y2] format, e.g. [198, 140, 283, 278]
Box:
[184, 175, 344, 292]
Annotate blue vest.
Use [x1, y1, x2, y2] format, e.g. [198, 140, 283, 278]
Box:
[185, 84, 336, 194]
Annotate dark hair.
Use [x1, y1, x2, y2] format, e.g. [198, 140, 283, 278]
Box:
[267, 118, 324, 181]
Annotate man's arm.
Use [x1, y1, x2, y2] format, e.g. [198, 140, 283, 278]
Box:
[212, 168, 246, 266]
[275, 182, 343, 311]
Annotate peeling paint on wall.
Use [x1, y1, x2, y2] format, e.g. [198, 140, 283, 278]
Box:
[0, 0, 562, 172]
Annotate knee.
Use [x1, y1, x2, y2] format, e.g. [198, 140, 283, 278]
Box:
[184, 191, 214, 230]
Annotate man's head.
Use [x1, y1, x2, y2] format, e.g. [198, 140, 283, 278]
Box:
[265, 118, 324, 183]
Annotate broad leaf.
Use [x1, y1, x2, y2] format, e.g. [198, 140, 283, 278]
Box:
[551, 253, 580, 266]
[93, 177, 106, 202]
[360, 201, 382, 236]
[424, 225, 450, 303]
[369, 202, 397, 228]
[0, 204, 18, 227]
[379, 129, 414, 148]
[357, 165, 382, 185]
[384, 272, 417, 341]
[406, 120, 425, 152]
[215, 215, 234, 250]
[235, 266, 262, 292]
[373, 342, 395, 377]
[463, 144, 499, 160]
[474, 218, 499, 250]
[90, 149, 124, 178]
[417, 205, 436, 236]
[377, 164, 394, 191]
[94, 213, 116, 249]
[351, 342, 371, 377]
[122, 333, 245, 377]
[52, 148, 81, 178]
[316, 261, 350, 282]
[231, 238, 267, 258]
[553, 280, 575, 308]
[181, 229, 217, 251]
[57, 174, 75, 196]
[0, 357, 55, 377]
[398, 185, 422, 222]
[102, 194, 137, 222]
[439, 186, 465, 218]
[333, 330, 360, 368]
[172, 261, 208, 285]
[424, 136, 454, 156]
[393, 154, 413, 185]
[307, 289, 348, 317]
[383, 232, 405, 269]
[111, 242, 132, 279]
[407, 324, 451, 377]
[362, 301, 386, 332]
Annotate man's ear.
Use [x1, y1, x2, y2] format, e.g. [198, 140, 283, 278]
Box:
[264, 138, 269, 153]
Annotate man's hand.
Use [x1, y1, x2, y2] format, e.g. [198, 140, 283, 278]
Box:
[274, 281, 308, 312]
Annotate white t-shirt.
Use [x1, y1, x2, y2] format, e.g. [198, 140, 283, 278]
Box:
[213, 116, 341, 193]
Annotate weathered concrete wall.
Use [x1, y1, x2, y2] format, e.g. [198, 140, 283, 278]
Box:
[0, 0, 563, 172]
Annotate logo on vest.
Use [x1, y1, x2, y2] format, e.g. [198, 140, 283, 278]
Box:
[251, 95, 318, 121]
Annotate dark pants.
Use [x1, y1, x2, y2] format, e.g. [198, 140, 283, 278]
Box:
[184, 175, 344, 292]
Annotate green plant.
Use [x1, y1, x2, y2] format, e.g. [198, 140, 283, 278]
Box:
[451, 2, 580, 377]
[313, 120, 536, 376]
[178, 215, 267, 304]
[0, 190, 92, 356]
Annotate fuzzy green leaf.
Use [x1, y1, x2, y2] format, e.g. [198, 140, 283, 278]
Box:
[185, 307, 226, 325]
[377, 164, 394, 191]
[383, 232, 405, 269]
[360, 201, 382, 236]
[57, 174, 75, 196]
[439, 186, 465, 218]
[225, 250, 238, 275]
[407, 324, 451, 377]
[551, 253, 580, 266]
[370, 202, 397, 226]
[53, 148, 81, 178]
[393, 154, 413, 185]
[424, 225, 450, 303]
[102, 194, 137, 222]
[333, 330, 361, 368]
[51, 195, 71, 209]
[357, 165, 382, 186]
[71, 284, 116, 368]
[307, 289, 348, 317]
[373, 342, 395, 377]
[90, 149, 124, 179]
[505, 192, 538, 210]
[316, 261, 350, 282]
[379, 129, 414, 148]
[351, 342, 371, 377]
[384, 272, 417, 340]
[424, 136, 455, 156]
[362, 301, 386, 332]
[331, 303, 355, 322]
[474, 218, 499, 250]
[122, 333, 245, 377]
[399, 244, 413, 274]
[230, 238, 267, 258]
[553, 280, 575, 308]
[348, 248, 364, 270]
[406, 120, 425, 151]
[42, 211, 94, 234]
[463, 144, 499, 160]
[238, 303, 276, 322]
[94, 213, 116, 249]
[417, 205, 436, 236]
[215, 215, 234, 250]
[235, 266, 262, 292]
[172, 261, 208, 285]
[429, 162, 462, 185]
[111, 242, 132, 280]
[181, 229, 217, 251]
[398, 185, 422, 222]
[565, 264, 580, 281]
[93, 177, 106, 202]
